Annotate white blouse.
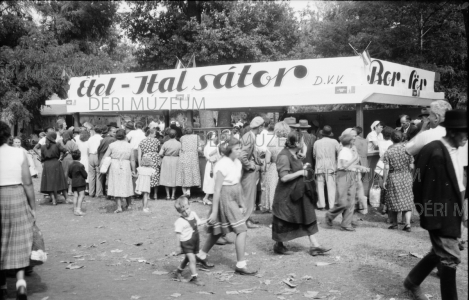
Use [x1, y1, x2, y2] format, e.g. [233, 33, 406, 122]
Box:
[0, 144, 24, 186]
[213, 156, 242, 185]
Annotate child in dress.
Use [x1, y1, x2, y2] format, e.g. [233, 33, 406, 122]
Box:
[174, 196, 207, 286]
[67, 150, 88, 216]
[135, 155, 156, 213]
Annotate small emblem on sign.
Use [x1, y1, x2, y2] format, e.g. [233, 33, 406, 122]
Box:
[412, 89, 420, 97]
[66, 100, 76, 105]
[335, 86, 347, 94]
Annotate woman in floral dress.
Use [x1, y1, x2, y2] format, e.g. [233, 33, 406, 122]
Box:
[138, 128, 161, 199]
[176, 127, 201, 197]
[383, 130, 414, 232]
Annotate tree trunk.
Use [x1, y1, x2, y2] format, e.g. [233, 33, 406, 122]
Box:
[199, 110, 215, 128]
[217, 110, 232, 127]
[187, 1, 202, 23]
[462, 3, 469, 108]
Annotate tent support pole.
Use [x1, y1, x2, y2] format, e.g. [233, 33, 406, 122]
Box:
[73, 113, 80, 128]
[356, 104, 364, 130]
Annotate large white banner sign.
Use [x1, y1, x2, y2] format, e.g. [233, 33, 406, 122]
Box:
[63, 57, 440, 113]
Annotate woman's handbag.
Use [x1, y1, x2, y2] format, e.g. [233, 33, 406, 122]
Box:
[369, 173, 381, 208]
[100, 157, 112, 174]
[30, 223, 47, 266]
[375, 159, 385, 177]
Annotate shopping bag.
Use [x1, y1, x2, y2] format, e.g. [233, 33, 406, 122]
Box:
[369, 185, 381, 208]
[30, 223, 47, 266]
[375, 160, 384, 177]
[100, 157, 111, 174]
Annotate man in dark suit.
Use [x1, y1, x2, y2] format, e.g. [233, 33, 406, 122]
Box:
[239, 116, 264, 229]
[404, 110, 467, 300]
[399, 115, 418, 141]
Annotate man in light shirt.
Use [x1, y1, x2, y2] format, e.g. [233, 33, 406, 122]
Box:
[126, 121, 146, 165]
[88, 125, 103, 197]
[406, 100, 452, 156]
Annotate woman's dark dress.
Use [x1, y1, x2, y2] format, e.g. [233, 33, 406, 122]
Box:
[40, 143, 68, 193]
[272, 148, 318, 242]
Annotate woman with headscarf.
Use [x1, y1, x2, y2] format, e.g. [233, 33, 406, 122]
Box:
[202, 131, 220, 205]
[0, 121, 36, 300]
[138, 128, 161, 200]
[176, 126, 201, 197]
[271, 131, 331, 256]
[159, 129, 181, 200]
[59, 130, 79, 196]
[40, 132, 69, 205]
[102, 129, 136, 213]
[263, 122, 291, 212]
[366, 121, 384, 152]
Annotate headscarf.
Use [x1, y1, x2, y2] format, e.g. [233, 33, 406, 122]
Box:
[370, 121, 380, 131]
[62, 130, 73, 145]
[46, 132, 57, 149]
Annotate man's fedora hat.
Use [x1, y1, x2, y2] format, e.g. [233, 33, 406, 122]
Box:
[444, 110, 467, 129]
[319, 125, 334, 137]
[298, 119, 311, 128]
[284, 117, 299, 128]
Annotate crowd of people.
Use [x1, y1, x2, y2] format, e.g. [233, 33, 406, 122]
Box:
[0, 99, 467, 298]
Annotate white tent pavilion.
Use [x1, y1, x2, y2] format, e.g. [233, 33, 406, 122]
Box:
[45, 56, 444, 128]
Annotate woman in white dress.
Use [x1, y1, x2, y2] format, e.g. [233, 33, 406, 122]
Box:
[202, 132, 220, 205]
[75, 130, 90, 193]
[11, 137, 38, 178]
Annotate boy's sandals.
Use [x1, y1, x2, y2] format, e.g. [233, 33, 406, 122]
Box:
[114, 208, 123, 214]
[166, 197, 171, 200]
[143, 208, 151, 213]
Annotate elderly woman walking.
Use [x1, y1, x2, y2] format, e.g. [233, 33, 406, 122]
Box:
[263, 122, 290, 212]
[272, 131, 331, 256]
[383, 130, 414, 232]
[40, 132, 69, 205]
[102, 129, 136, 213]
[176, 127, 201, 197]
[0, 121, 36, 300]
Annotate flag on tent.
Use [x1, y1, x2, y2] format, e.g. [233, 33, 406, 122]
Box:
[360, 50, 372, 67]
[189, 54, 196, 68]
[175, 57, 185, 69]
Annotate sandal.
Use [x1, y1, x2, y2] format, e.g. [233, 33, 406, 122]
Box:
[402, 225, 411, 232]
[388, 224, 398, 230]
[166, 197, 170, 200]
[114, 208, 123, 214]
[52, 201, 57, 206]
[170, 197, 175, 200]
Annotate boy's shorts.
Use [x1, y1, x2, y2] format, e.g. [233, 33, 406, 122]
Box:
[72, 186, 86, 193]
[180, 232, 200, 254]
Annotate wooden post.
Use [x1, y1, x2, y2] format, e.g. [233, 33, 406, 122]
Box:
[73, 113, 80, 128]
[186, 110, 193, 127]
[356, 103, 364, 129]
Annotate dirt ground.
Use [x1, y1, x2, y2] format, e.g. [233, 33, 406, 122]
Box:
[3, 174, 468, 300]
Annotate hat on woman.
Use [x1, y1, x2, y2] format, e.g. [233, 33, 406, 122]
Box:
[370, 120, 380, 131]
[444, 110, 467, 129]
[418, 107, 430, 118]
[250, 116, 264, 128]
[125, 122, 135, 130]
[319, 125, 333, 137]
[108, 122, 118, 128]
[298, 120, 311, 128]
[283, 117, 298, 128]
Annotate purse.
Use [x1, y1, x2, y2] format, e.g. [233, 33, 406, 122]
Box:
[375, 159, 385, 177]
[369, 173, 381, 208]
[30, 223, 47, 266]
[100, 157, 112, 174]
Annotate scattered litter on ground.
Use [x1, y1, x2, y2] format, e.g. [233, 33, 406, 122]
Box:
[65, 264, 84, 270]
[130, 296, 141, 299]
[410, 253, 423, 259]
[226, 291, 239, 295]
[134, 242, 143, 246]
[302, 275, 313, 281]
[315, 262, 334, 266]
[170, 293, 181, 298]
[304, 291, 319, 298]
[152, 270, 168, 275]
[282, 278, 297, 288]
[197, 291, 215, 295]
[111, 249, 123, 253]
